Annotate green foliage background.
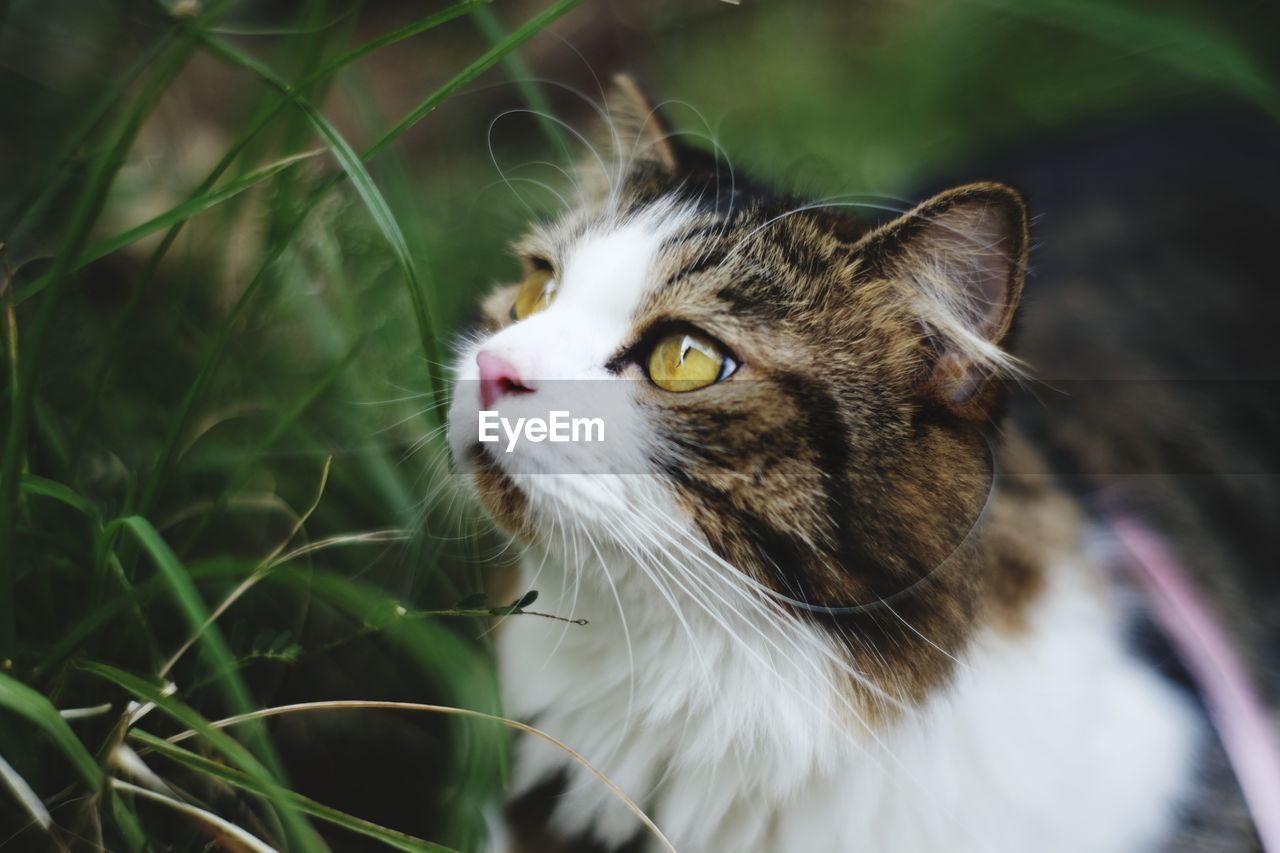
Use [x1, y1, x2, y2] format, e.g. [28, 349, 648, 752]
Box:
[0, 0, 1275, 849]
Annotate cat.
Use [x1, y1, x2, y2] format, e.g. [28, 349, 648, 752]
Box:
[446, 76, 1277, 852]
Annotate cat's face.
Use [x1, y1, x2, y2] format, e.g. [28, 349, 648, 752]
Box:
[447, 78, 1028, 706]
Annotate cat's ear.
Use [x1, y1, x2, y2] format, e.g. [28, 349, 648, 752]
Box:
[603, 74, 678, 172]
[857, 182, 1029, 416]
[580, 74, 679, 195]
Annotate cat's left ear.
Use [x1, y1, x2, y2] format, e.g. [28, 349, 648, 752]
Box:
[578, 76, 682, 201]
[604, 74, 678, 172]
[856, 182, 1029, 417]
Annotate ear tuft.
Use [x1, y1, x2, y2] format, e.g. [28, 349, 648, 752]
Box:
[857, 182, 1029, 414]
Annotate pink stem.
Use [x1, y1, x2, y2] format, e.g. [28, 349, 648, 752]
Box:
[1111, 514, 1280, 851]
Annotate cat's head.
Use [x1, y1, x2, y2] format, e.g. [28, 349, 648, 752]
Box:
[447, 77, 1029, 705]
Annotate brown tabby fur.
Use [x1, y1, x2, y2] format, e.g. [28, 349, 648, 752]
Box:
[464, 79, 1273, 850]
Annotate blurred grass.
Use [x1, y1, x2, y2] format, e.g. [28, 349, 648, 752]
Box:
[0, 0, 580, 847]
[0, 0, 1276, 849]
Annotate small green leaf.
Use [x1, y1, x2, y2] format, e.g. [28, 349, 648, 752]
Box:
[490, 590, 538, 617]
[455, 592, 488, 609]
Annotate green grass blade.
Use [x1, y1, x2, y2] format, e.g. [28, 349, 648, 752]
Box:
[0, 1, 238, 660]
[131, 731, 459, 853]
[304, 0, 487, 88]
[0, 751, 52, 831]
[14, 149, 325, 305]
[178, 340, 363, 552]
[140, 3, 507, 516]
[135, 0, 585, 515]
[34, 558, 252, 682]
[988, 0, 1280, 116]
[79, 661, 324, 852]
[198, 34, 438, 376]
[0, 672, 102, 790]
[2, 30, 175, 242]
[81, 146, 321, 266]
[135, 221, 305, 515]
[256, 566, 502, 733]
[67, 2, 481, 460]
[111, 778, 280, 852]
[469, 5, 571, 161]
[365, 0, 588, 162]
[206, 7, 360, 38]
[105, 518, 242, 695]
[102, 514, 310, 843]
[20, 474, 99, 519]
[107, 783, 150, 853]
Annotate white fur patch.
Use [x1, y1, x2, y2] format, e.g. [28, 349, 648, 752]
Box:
[493, 534, 1203, 852]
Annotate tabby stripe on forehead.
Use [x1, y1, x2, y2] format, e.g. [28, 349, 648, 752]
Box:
[712, 278, 796, 318]
[670, 219, 731, 245]
[775, 233, 825, 278]
[668, 249, 729, 286]
[662, 224, 733, 281]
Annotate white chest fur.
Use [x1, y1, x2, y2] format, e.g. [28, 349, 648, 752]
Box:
[492, 542, 1203, 853]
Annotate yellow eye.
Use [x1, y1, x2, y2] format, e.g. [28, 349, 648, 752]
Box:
[512, 267, 558, 321]
[647, 330, 737, 392]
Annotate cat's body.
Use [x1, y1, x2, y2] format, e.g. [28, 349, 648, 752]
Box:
[448, 82, 1278, 852]
[493, 484, 1203, 853]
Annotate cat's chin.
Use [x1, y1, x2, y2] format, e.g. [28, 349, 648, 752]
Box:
[461, 442, 658, 543]
[463, 443, 534, 537]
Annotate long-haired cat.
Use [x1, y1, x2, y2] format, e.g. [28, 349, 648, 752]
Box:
[447, 78, 1276, 852]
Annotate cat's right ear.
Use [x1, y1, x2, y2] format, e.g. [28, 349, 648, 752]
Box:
[855, 182, 1030, 419]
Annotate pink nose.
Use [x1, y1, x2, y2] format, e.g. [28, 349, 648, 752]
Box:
[477, 351, 532, 410]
